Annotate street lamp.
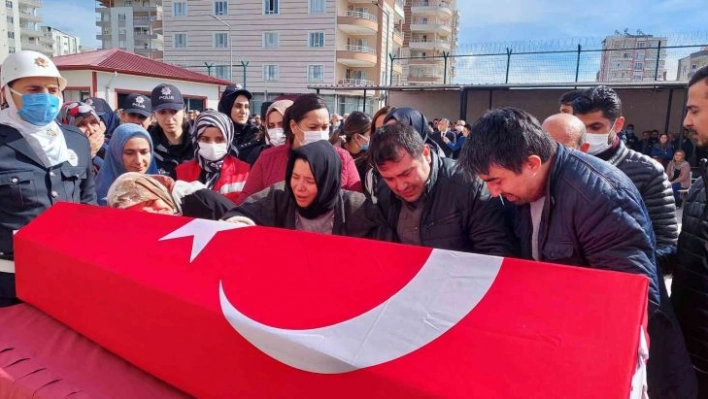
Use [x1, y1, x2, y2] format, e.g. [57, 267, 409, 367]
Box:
[210, 14, 233, 82]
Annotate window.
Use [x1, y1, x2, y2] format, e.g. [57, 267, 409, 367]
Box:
[174, 33, 187, 48]
[214, 66, 229, 80]
[8, 47, 15, 53]
[118, 13, 126, 22]
[633, 73, 643, 81]
[6, 16, 12, 23]
[264, 0, 279, 15]
[173, 1, 187, 17]
[263, 65, 279, 81]
[214, 0, 228, 16]
[634, 62, 643, 71]
[638, 42, 646, 48]
[214, 32, 228, 48]
[5, 1, 12, 8]
[309, 0, 325, 13]
[309, 31, 324, 48]
[308, 65, 324, 82]
[263, 31, 279, 48]
[636, 53, 645, 61]
[7, 32, 14, 39]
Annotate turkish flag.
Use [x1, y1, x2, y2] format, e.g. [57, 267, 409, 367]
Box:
[15, 203, 648, 398]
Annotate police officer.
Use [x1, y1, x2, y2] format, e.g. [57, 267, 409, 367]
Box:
[0, 51, 96, 306]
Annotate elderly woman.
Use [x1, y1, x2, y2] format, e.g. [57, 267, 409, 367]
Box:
[223, 141, 383, 237]
[175, 110, 250, 203]
[61, 101, 108, 173]
[95, 123, 158, 206]
[107, 172, 237, 220]
[236, 93, 361, 205]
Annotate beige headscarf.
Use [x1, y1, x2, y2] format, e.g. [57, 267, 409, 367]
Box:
[106, 172, 178, 214]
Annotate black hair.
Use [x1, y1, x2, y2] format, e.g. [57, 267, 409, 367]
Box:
[688, 65, 708, 89]
[458, 107, 554, 176]
[342, 111, 372, 142]
[369, 122, 424, 167]
[282, 93, 328, 142]
[559, 89, 583, 105]
[572, 85, 622, 122]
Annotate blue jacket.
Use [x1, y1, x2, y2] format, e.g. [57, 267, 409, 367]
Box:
[514, 145, 695, 397]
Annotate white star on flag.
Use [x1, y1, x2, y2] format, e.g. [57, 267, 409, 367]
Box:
[160, 219, 249, 262]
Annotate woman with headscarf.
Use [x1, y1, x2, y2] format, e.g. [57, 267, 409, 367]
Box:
[383, 107, 445, 158]
[107, 172, 237, 220]
[222, 141, 383, 237]
[175, 110, 250, 203]
[218, 86, 264, 165]
[236, 93, 361, 205]
[95, 123, 158, 206]
[61, 101, 108, 173]
[341, 111, 372, 183]
[85, 97, 120, 139]
[261, 99, 293, 148]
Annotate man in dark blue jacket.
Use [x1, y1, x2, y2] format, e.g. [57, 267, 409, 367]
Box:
[458, 107, 696, 398]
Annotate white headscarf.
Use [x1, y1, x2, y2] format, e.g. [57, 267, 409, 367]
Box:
[0, 86, 69, 168]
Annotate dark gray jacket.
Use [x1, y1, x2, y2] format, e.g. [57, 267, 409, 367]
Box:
[672, 162, 708, 375]
[515, 145, 695, 398]
[373, 151, 515, 256]
[598, 139, 678, 269]
[223, 182, 385, 238]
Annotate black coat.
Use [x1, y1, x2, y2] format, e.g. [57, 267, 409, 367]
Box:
[149, 124, 194, 179]
[373, 151, 516, 256]
[597, 140, 678, 271]
[229, 122, 265, 166]
[515, 145, 695, 398]
[222, 182, 385, 238]
[0, 123, 96, 306]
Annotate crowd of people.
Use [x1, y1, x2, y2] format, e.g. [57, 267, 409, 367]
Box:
[2, 49, 708, 397]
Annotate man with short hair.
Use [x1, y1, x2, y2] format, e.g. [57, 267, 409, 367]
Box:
[558, 89, 583, 114]
[672, 65, 708, 395]
[573, 86, 677, 269]
[430, 118, 456, 158]
[542, 113, 589, 152]
[120, 93, 152, 129]
[458, 107, 696, 398]
[368, 122, 514, 255]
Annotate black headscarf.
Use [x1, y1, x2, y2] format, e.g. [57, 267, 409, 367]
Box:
[383, 107, 433, 141]
[284, 141, 342, 219]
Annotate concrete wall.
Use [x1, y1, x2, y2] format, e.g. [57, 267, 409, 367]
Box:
[389, 87, 689, 133]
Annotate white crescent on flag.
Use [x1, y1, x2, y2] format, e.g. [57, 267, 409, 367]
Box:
[219, 249, 503, 374]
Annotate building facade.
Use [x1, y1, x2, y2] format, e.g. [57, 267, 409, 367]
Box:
[401, 0, 458, 85]
[95, 0, 164, 61]
[42, 26, 81, 56]
[161, 0, 407, 115]
[677, 47, 708, 82]
[0, 0, 53, 61]
[597, 33, 668, 83]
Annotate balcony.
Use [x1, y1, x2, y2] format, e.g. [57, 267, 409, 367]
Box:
[410, 0, 453, 17]
[394, 0, 406, 19]
[392, 62, 403, 74]
[20, 0, 42, 7]
[19, 10, 41, 23]
[134, 32, 160, 41]
[410, 20, 452, 35]
[338, 11, 378, 36]
[151, 19, 162, 32]
[392, 29, 404, 46]
[20, 40, 51, 53]
[96, 33, 111, 41]
[409, 38, 450, 51]
[134, 48, 163, 60]
[337, 78, 376, 87]
[407, 56, 444, 66]
[134, 17, 151, 28]
[337, 45, 378, 67]
[19, 26, 42, 38]
[408, 73, 443, 83]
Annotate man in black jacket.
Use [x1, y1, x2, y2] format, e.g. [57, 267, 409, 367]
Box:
[458, 107, 695, 398]
[572, 86, 678, 271]
[672, 65, 708, 396]
[368, 122, 515, 256]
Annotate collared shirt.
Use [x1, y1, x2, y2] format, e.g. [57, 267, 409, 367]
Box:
[397, 197, 427, 246]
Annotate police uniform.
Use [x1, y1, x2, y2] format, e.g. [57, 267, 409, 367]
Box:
[0, 123, 96, 306]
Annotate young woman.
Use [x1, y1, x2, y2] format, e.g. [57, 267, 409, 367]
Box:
[261, 99, 293, 147]
[175, 111, 250, 203]
[341, 111, 372, 183]
[651, 133, 675, 168]
[223, 141, 383, 238]
[95, 123, 158, 205]
[218, 86, 263, 165]
[236, 94, 361, 204]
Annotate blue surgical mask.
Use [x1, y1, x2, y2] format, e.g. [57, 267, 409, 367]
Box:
[359, 134, 370, 151]
[11, 89, 60, 126]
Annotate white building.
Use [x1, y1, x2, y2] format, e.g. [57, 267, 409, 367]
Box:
[0, 0, 53, 61]
[95, 0, 164, 61]
[42, 26, 81, 57]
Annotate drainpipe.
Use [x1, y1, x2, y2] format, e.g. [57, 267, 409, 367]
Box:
[104, 71, 119, 107]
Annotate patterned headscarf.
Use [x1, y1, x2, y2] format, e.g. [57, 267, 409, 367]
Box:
[191, 110, 234, 189]
[60, 102, 99, 127]
[107, 172, 178, 214]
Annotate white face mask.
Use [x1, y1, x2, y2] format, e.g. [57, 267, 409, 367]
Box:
[586, 121, 617, 155]
[198, 143, 228, 161]
[267, 128, 286, 146]
[300, 129, 330, 146]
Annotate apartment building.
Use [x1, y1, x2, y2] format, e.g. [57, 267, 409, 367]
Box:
[42, 26, 81, 56]
[162, 0, 405, 115]
[677, 47, 708, 82]
[597, 32, 668, 83]
[401, 0, 458, 85]
[0, 0, 53, 61]
[95, 0, 164, 61]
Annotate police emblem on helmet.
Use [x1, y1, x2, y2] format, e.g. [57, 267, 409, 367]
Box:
[34, 57, 49, 68]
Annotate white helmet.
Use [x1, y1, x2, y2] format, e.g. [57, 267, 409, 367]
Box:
[0, 50, 67, 90]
